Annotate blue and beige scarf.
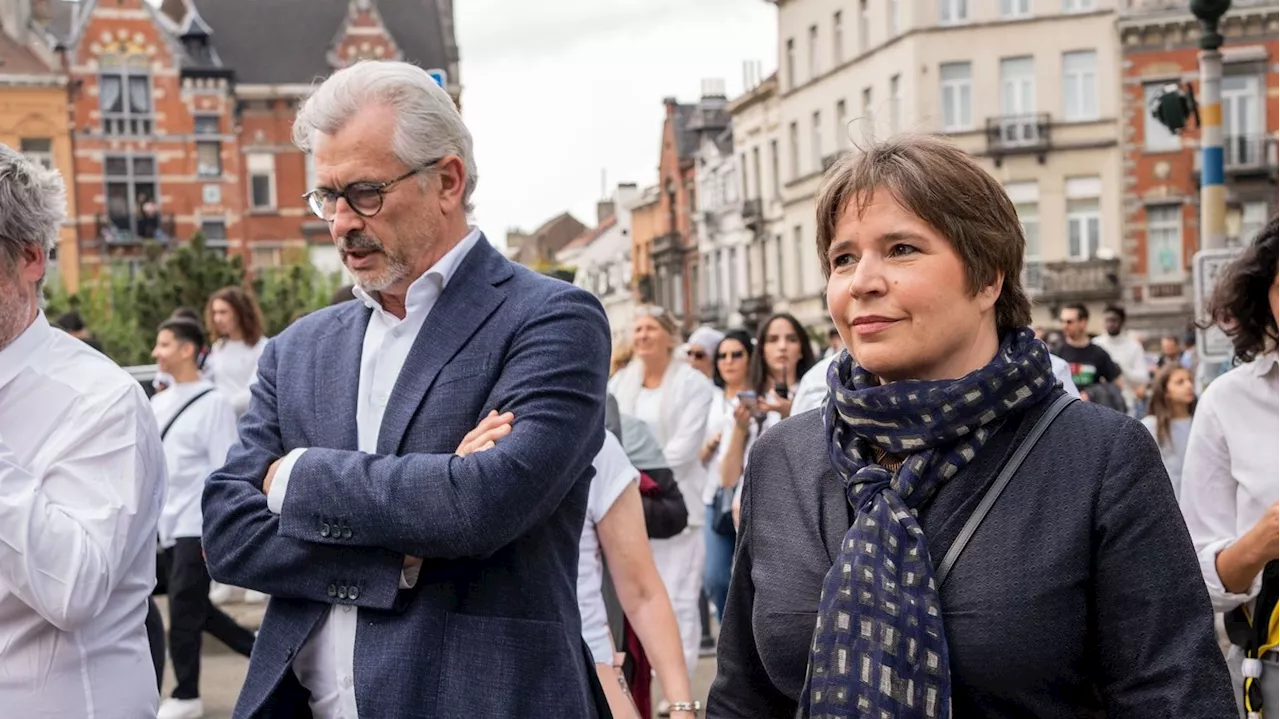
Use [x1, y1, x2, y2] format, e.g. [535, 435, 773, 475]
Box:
[801, 328, 1055, 718]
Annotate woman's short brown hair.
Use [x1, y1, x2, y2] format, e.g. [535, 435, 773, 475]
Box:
[814, 133, 1033, 333]
[205, 285, 266, 346]
[1204, 216, 1278, 364]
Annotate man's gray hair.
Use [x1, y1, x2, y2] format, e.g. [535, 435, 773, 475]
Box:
[293, 61, 477, 212]
[0, 143, 66, 272]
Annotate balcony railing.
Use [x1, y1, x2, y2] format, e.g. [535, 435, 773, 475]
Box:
[698, 302, 725, 326]
[985, 113, 1052, 167]
[97, 213, 175, 246]
[1224, 134, 1278, 172]
[651, 232, 684, 257]
[1025, 257, 1121, 304]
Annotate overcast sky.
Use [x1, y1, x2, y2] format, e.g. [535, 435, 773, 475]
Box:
[454, 0, 777, 248]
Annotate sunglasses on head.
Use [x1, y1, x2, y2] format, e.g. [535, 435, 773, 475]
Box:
[717, 349, 746, 361]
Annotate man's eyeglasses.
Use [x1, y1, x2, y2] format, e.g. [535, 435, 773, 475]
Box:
[302, 158, 443, 221]
[716, 350, 746, 361]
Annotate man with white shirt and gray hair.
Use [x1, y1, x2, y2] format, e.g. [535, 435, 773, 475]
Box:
[0, 144, 166, 717]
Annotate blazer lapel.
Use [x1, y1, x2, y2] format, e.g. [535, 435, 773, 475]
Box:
[311, 302, 369, 452]
[818, 466, 850, 565]
[377, 237, 510, 455]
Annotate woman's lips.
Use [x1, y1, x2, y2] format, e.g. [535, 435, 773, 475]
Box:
[852, 319, 899, 336]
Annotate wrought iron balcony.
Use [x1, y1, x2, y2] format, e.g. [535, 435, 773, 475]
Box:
[985, 113, 1052, 167]
[1223, 134, 1278, 174]
[650, 232, 684, 257]
[1024, 257, 1122, 304]
[96, 213, 175, 246]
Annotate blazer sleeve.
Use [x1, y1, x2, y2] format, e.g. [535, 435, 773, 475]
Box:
[707, 454, 801, 718]
[201, 337, 405, 610]
[1090, 418, 1237, 716]
[275, 287, 611, 560]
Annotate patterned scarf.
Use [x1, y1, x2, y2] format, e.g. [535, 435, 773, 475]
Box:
[801, 328, 1055, 718]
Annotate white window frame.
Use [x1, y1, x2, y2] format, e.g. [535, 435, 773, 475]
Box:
[788, 122, 800, 179]
[1002, 0, 1031, 18]
[1007, 182, 1042, 290]
[889, 0, 901, 37]
[1221, 74, 1262, 166]
[811, 110, 823, 171]
[19, 138, 53, 170]
[808, 24, 820, 79]
[1063, 0, 1094, 12]
[1145, 204, 1183, 281]
[862, 86, 874, 125]
[1066, 195, 1101, 261]
[1142, 83, 1182, 151]
[940, 62, 973, 131]
[859, 0, 870, 52]
[940, 0, 968, 25]
[785, 38, 796, 89]
[1000, 56, 1036, 117]
[889, 75, 902, 132]
[1061, 50, 1098, 122]
[835, 99, 848, 147]
[833, 11, 844, 65]
[247, 153, 277, 210]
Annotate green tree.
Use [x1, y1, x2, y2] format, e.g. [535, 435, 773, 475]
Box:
[253, 262, 340, 336]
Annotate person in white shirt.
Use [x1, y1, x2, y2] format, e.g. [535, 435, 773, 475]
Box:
[151, 318, 256, 719]
[1092, 305, 1151, 416]
[684, 325, 724, 380]
[204, 285, 269, 417]
[0, 143, 166, 718]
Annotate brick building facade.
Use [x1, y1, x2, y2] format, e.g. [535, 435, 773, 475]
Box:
[1118, 0, 1277, 333]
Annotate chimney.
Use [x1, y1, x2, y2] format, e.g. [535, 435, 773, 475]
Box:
[662, 96, 678, 116]
[596, 199, 615, 227]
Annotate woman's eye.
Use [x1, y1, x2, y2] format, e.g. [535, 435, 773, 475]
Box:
[889, 243, 918, 257]
[831, 253, 856, 268]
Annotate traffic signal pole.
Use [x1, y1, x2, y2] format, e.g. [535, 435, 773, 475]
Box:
[1191, 0, 1232, 251]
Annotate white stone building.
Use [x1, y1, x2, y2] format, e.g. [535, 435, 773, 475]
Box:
[562, 184, 642, 342]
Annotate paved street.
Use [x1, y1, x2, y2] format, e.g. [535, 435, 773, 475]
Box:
[158, 598, 720, 718]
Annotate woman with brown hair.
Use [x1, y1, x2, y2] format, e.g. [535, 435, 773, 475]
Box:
[1141, 363, 1196, 498]
[204, 286, 268, 417]
[1181, 217, 1279, 718]
[708, 134, 1235, 718]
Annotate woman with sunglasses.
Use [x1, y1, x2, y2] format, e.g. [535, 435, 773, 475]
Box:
[699, 330, 755, 627]
[610, 305, 714, 700]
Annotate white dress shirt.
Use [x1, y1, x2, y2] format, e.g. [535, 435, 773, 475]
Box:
[0, 313, 166, 718]
[266, 228, 483, 719]
[1180, 350, 1280, 613]
[151, 378, 238, 547]
[206, 336, 269, 416]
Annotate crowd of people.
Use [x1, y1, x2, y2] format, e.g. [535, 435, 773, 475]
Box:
[0, 57, 1275, 719]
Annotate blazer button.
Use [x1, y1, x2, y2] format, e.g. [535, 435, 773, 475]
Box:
[327, 583, 337, 598]
[338, 585, 348, 599]
[341, 526, 353, 540]
[320, 523, 331, 538]
[348, 586, 360, 600]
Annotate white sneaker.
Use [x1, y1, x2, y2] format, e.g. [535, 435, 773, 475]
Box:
[208, 581, 243, 604]
[157, 697, 204, 719]
[243, 589, 269, 604]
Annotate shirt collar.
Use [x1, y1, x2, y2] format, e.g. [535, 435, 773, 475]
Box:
[352, 228, 483, 314]
[0, 311, 51, 391]
[1249, 349, 1278, 378]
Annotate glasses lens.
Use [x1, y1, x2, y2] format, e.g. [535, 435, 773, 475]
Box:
[307, 192, 330, 220]
[348, 186, 383, 215]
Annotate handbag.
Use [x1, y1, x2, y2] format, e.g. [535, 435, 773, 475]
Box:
[710, 484, 737, 536]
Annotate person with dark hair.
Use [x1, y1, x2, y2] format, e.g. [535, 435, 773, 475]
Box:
[1141, 363, 1196, 498]
[824, 326, 844, 358]
[1181, 217, 1279, 718]
[1057, 302, 1125, 408]
[1094, 303, 1150, 415]
[54, 309, 106, 353]
[709, 133, 1235, 717]
[150, 318, 255, 719]
[746, 313, 816, 414]
[203, 286, 268, 417]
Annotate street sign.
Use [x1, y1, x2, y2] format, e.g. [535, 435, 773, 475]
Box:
[426, 68, 447, 89]
[1192, 247, 1243, 364]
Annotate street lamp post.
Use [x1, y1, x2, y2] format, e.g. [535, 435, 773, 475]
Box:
[1190, 0, 1232, 252]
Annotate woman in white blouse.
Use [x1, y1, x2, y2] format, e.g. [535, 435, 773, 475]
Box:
[204, 286, 269, 417]
[609, 306, 713, 690]
[1181, 218, 1279, 717]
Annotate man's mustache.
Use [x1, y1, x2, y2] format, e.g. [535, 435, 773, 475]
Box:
[339, 234, 384, 255]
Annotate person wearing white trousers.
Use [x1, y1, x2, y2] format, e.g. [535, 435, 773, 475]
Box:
[610, 305, 714, 687]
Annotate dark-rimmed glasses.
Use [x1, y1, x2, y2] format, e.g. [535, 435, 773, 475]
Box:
[302, 158, 442, 221]
[717, 349, 746, 361]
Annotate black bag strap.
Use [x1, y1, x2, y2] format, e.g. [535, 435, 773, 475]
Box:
[936, 393, 1078, 587]
[159, 388, 216, 440]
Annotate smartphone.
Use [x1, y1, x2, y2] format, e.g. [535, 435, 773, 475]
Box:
[736, 390, 758, 412]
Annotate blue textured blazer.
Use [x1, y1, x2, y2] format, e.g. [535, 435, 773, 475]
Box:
[201, 236, 612, 718]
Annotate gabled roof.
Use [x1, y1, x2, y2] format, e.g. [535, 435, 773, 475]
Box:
[0, 31, 59, 76]
[190, 0, 452, 85]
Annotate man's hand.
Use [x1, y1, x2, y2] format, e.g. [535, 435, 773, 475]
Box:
[262, 456, 283, 495]
[455, 410, 514, 457]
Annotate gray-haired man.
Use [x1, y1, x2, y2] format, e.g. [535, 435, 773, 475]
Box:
[0, 144, 166, 717]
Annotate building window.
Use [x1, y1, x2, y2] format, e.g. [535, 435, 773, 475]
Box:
[811, 111, 823, 171]
[751, 146, 762, 199]
[247, 153, 276, 210]
[1222, 74, 1262, 166]
[770, 139, 780, 196]
[200, 219, 229, 254]
[1062, 51, 1098, 121]
[833, 11, 844, 65]
[835, 99, 848, 147]
[940, 0, 967, 25]
[1063, 0, 1093, 12]
[1006, 181, 1042, 289]
[19, 138, 53, 170]
[808, 24, 819, 79]
[940, 62, 972, 131]
[739, 151, 749, 201]
[1066, 195, 1101, 260]
[890, 0, 901, 36]
[859, 0, 870, 52]
[889, 75, 902, 132]
[862, 87, 874, 125]
[1000, 56, 1036, 118]
[1002, 0, 1030, 17]
[792, 225, 805, 296]
[788, 122, 800, 179]
[785, 38, 796, 89]
[99, 66, 153, 136]
[251, 245, 282, 270]
[1146, 204, 1182, 280]
[1142, 83, 1182, 151]
[197, 141, 222, 177]
[1238, 201, 1269, 244]
[105, 155, 159, 238]
[194, 115, 220, 135]
[774, 234, 785, 297]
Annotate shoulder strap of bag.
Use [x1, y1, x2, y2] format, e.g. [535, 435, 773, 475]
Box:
[936, 393, 1078, 587]
[160, 388, 217, 440]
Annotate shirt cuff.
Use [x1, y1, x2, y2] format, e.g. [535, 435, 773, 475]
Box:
[1200, 539, 1265, 613]
[266, 447, 308, 515]
[400, 565, 421, 589]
